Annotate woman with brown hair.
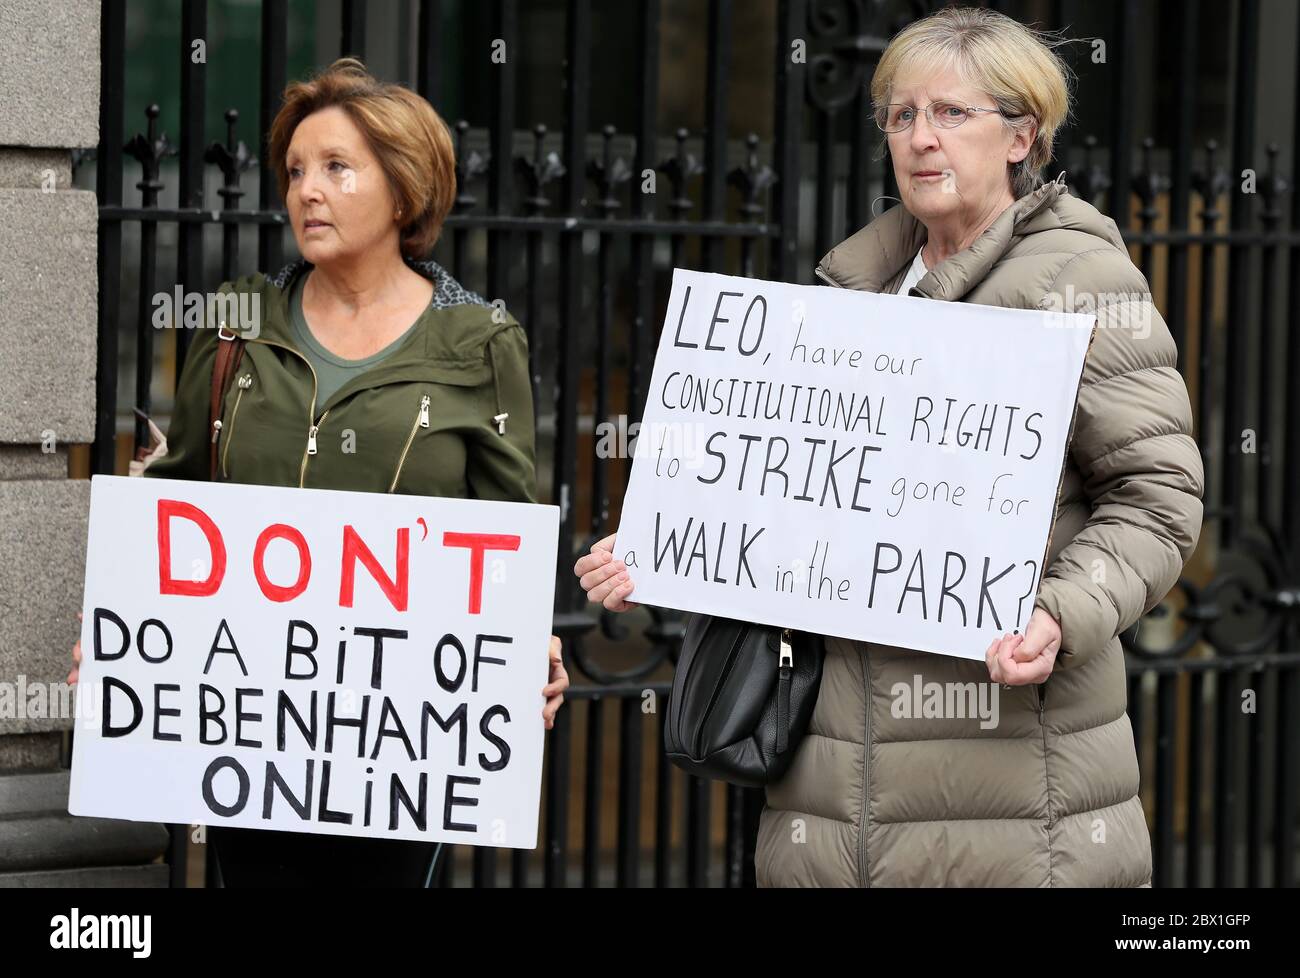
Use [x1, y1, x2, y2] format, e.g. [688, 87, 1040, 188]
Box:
[71, 58, 569, 887]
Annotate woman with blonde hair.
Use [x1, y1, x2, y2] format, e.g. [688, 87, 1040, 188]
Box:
[577, 7, 1203, 887]
[71, 58, 569, 887]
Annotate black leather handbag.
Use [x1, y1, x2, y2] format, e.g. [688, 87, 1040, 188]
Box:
[663, 613, 825, 787]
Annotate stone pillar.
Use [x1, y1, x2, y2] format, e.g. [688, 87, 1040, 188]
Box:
[0, 0, 169, 886]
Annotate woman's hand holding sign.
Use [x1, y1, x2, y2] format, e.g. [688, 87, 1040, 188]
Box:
[984, 608, 1061, 685]
[574, 532, 638, 612]
[543, 635, 569, 729]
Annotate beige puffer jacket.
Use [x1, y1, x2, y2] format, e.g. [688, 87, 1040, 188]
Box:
[754, 177, 1204, 887]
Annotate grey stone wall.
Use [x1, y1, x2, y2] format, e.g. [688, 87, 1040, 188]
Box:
[0, 0, 170, 887]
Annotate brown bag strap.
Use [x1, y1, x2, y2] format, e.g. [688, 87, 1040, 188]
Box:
[209, 328, 246, 480]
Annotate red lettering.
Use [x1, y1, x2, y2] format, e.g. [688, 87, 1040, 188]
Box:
[252, 523, 312, 602]
[157, 499, 227, 597]
[339, 525, 409, 612]
[442, 532, 520, 614]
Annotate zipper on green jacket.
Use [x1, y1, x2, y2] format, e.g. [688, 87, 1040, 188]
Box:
[221, 373, 253, 479]
[304, 408, 331, 474]
[243, 336, 323, 489]
[239, 328, 482, 491]
[388, 393, 431, 493]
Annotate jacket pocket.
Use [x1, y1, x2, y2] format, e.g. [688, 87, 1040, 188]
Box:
[220, 373, 254, 479]
[388, 392, 431, 492]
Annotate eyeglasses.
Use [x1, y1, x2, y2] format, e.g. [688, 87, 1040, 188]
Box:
[874, 100, 1005, 133]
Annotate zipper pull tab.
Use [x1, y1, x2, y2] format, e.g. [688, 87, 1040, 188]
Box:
[307, 424, 319, 455]
[776, 630, 794, 755]
[419, 394, 430, 428]
[210, 419, 223, 444]
[493, 412, 509, 435]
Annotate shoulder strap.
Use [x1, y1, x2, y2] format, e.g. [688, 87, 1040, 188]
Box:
[209, 329, 246, 480]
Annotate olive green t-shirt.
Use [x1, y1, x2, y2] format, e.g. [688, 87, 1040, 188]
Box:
[288, 273, 423, 407]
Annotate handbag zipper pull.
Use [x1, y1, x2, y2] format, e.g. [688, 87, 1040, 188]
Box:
[306, 424, 319, 455]
[210, 419, 222, 444]
[419, 394, 431, 428]
[776, 629, 794, 755]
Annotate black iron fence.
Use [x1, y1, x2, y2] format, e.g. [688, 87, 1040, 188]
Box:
[80, 0, 1300, 886]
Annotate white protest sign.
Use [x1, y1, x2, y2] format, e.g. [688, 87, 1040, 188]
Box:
[617, 269, 1095, 660]
[69, 475, 559, 848]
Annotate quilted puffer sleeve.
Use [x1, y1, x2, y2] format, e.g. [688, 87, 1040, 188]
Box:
[1033, 249, 1204, 670]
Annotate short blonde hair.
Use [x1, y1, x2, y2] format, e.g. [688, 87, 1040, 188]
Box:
[870, 7, 1073, 199]
[269, 58, 457, 258]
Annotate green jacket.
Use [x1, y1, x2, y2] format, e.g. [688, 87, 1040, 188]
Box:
[143, 258, 537, 503]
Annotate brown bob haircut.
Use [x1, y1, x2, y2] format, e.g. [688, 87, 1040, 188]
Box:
[268, 58, 456, 259]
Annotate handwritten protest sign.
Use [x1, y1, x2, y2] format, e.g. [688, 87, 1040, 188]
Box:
[617, 269, 1095, 660]
[69, 475, 559, 848]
